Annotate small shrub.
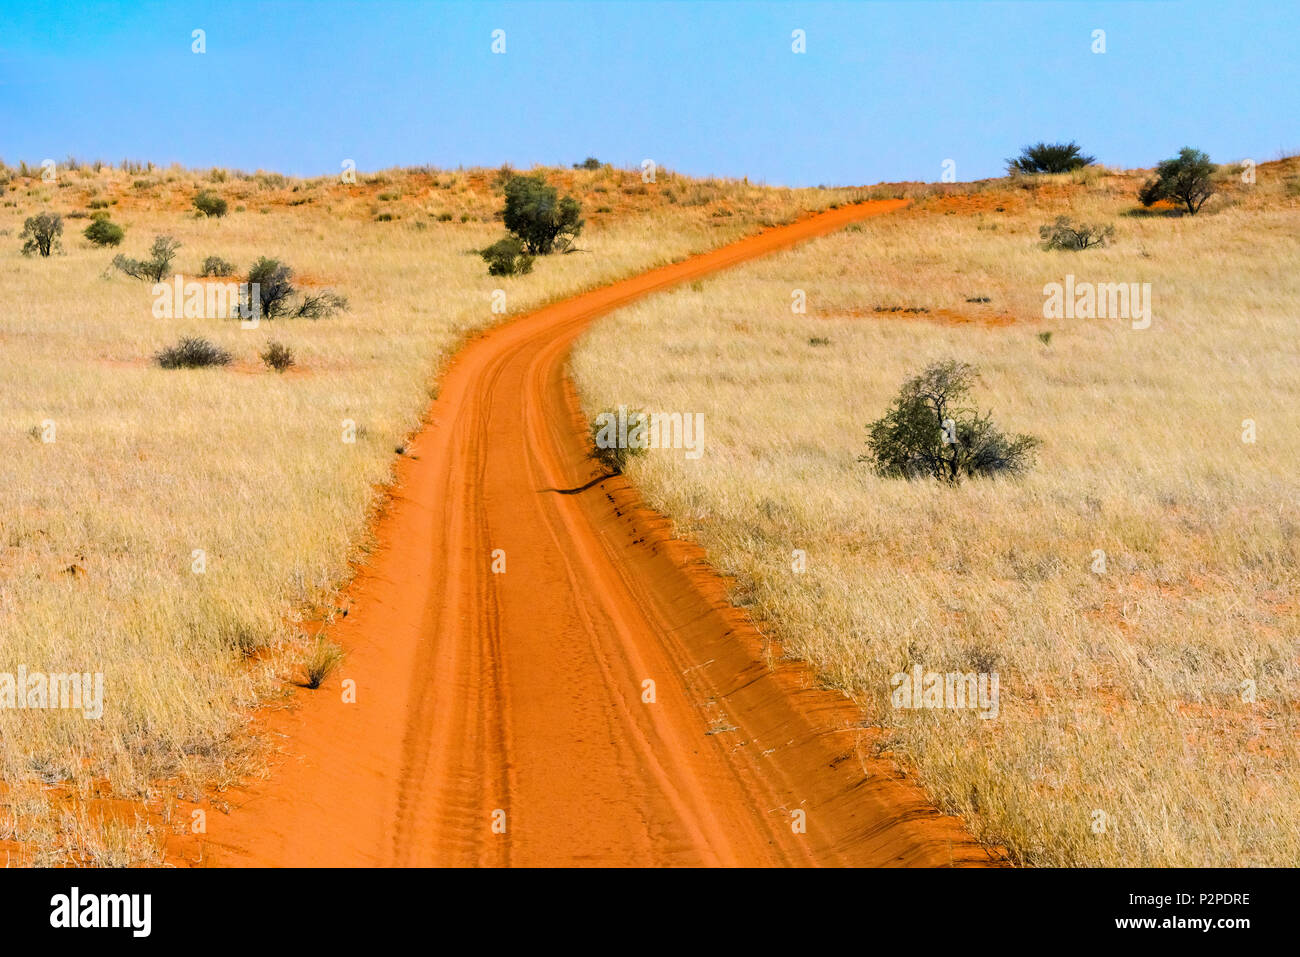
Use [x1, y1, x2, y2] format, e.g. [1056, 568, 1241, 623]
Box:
[436, 211, 453, 222]
[112, 235, 180, 281]
[193, 190, 228, 217]
[154, 336, 232, 369]
[260, 340, 295, 372]
[200, 255, 235, 277]
[1007, 141, 1095, 175]
[20, 212, 63, 256]
[1038, 216, 1114, 251]
[1138, 147, 1215, 214]
[1038, 331, 1053, 346]
[862, 360, 1038, 484]
[573, 157, 601, 170]
[83, 217, 125, 247]
[480, 236, 535, 276]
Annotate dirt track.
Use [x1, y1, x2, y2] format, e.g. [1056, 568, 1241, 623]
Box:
[186, 199, 998, 867]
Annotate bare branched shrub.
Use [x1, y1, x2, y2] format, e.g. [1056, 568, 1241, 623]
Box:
[154, 336, 232, 369]
[260, 341, 295, 372]
[1039, 216, 1115, 251]
[293, 292, 348, 319]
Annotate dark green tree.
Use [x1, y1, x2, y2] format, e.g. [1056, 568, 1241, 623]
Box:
[1137, 147, 1215, 214]
[1006, 141, 1096, 175]
[193, 189, 228, 217]
[862, 360, 1038, 485]
[21, 212, 63, 257]
[502, 174, 584, 254]
[247, 257, 295, 318]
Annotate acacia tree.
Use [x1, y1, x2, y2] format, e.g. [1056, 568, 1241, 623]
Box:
[502, 174, 584, 254]
[1138, 147, 1215, 214]
[112, 235, 180, 281]
[862, 360, 1038, 484]
[21, 212, 63, 257]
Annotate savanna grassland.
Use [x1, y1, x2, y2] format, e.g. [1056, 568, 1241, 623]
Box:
[573, 158, 1300, 866]
[0, 159, 863, 864]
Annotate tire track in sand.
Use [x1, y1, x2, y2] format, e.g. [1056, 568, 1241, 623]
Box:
[180, 199, 1002, 867]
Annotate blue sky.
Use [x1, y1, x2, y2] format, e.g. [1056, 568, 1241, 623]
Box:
[1, 0, 1296, 186]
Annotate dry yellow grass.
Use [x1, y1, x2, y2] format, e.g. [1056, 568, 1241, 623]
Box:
[0, 161, 858, 864]
[573, 159, 1300, 866]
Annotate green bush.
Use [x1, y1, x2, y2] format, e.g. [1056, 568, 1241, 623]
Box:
[247, 257, 295, 318]
[241, 258, 347, 319]
[573, 157, 601, 170]
[200, 255, 235, 277]
[193, 189, 228, 217]
[862, 360, 1038, 484]
[1007, 141, 1095, 175]
[155, 336, 232, 369]
[480, 236, 535, 276]
[83, 216, 125, 247]
[1138, 147, 1215, 214]
[20, 212, 63, 257]
[502, 174, 584, 254]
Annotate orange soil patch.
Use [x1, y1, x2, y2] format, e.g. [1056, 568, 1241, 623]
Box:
[146, 200, 1001, 867]
[819, 306, 1021, 328]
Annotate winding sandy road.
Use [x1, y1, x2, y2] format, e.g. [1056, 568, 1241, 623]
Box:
[186, 199, 998, 867]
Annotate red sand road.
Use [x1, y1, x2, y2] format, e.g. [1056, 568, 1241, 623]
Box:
[184, 199, 998, 867]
